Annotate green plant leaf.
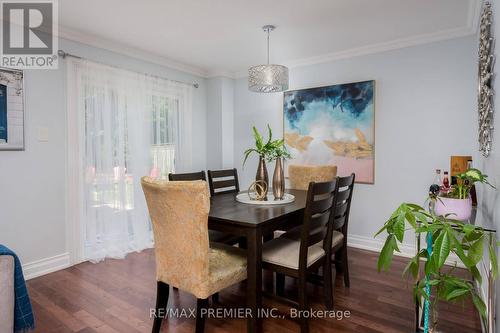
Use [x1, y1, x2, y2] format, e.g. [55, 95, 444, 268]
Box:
[266, 124, 272, 145]
[468, 236, 484, 266]
[470, 266, 482, 285]
[488, 237, 498, 279]
[378, 235, 396, 272]
[432, 230, 450, 268]
[472, 293, 487, 319]
[445, 287, 470, 301]
[462, 224, 475, 237]
[394, 213, 405, 242]
[252, 126, 263, 150]
[243, 148, 258, 167]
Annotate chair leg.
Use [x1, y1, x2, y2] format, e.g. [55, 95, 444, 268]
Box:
[323, 260, 334, 310]
[196, 298, 209, 333]
[276, 273, 285, 297]
[298, 275, 309, 333]
[333, 248, 343, 273]
[342, 246, 350, 288]
[212, 292, 219, 304]
[152, 281, 169, 333]
[238, 237, 247, 249]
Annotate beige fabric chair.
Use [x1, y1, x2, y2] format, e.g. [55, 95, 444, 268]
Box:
[288, 164, 338, 190]
[141, 177, 247, 333]
[0, 256, 14, 333]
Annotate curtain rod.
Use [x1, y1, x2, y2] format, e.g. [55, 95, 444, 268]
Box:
[57, 50, 200, 88]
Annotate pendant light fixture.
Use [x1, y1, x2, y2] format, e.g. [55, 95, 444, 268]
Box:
[248, 25, 289, 93]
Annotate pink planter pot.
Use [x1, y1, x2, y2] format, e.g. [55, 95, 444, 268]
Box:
[434, 197, 472, 221]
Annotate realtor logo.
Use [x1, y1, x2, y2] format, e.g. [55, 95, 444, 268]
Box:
[0, 0, 58, 69]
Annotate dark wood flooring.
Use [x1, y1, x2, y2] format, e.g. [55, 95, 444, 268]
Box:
[27, 248, 481, 333]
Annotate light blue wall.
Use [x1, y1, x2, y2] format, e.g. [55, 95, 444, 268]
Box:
[233, 36, 478, 245]
[0, 37, 208, 265]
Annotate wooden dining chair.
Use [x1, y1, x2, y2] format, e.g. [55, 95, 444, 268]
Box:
[261, 180, 338, 333]
[207, 168, 240, 196]
[169, 170, 240, 245]
[281, 173, 355, 289]
[141, 178, 247, 333]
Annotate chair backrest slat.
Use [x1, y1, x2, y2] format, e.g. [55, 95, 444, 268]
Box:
[311, 211, 330, 227]
[207, 168, 240, 196]
[332, 216, 346, 231]
[338, 174, 355, 188]
[212, 179, 237, 190]
[334, 203, 349, 218]
[168, 171, 206, 182]
[311, 196, 335, 214]
[209, 169, 236, 178]
[335, 188, 351, 203]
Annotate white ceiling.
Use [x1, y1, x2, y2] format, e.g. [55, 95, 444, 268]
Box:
[58, 0, 479, 77]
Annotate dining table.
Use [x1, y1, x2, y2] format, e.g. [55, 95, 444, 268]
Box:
[208, 188, 308, 333]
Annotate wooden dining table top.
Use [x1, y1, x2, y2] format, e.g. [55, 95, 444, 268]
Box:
[208, 189, 308, 227]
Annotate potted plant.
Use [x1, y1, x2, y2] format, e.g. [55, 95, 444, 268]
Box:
[435, 168, 494, 220]
[243, 125, 289, 199]
[375, 199, 498, 332]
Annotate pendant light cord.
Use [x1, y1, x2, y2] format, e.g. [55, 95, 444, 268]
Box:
[266, 27, 270, 65]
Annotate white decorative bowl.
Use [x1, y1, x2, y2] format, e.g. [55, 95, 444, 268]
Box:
[235, 192, 295, 205]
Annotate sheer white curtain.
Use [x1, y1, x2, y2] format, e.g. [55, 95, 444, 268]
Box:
[67, 59, 193, 262]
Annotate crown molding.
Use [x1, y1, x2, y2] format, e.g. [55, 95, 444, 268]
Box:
[57, 26, 209, 78]
[57, 0, 480, 80]
[206, 69, 236, 79]
[234, 0, 480, 78]
[468, 0, 483, 34]
[234, 26, 477, 78]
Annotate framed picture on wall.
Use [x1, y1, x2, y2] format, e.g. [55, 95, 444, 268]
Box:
[283, 80, 375, 184]
[0, 67, 24, 151]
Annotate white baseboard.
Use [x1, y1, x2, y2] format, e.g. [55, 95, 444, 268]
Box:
[22, 252, 71, 280]
[347, 234, 463, 268]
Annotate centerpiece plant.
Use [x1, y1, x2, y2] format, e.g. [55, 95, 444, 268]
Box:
[375, 169, 497, 332]
[243, 125, 291, 199]
[435, 168, 494, 220]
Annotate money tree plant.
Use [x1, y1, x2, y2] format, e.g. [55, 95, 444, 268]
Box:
[375, 201, 498, 331]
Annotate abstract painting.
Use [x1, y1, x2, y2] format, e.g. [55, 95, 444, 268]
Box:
[284, 80, 375, 184]
[0, 68, 24, 151]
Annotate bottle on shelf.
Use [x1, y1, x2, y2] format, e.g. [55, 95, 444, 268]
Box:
[432, 169, 442, 187]
[442, 171, 450, 191]
[467, 159, 478, 206]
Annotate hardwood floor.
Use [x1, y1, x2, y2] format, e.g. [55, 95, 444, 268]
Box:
[27, 248, 481, 333]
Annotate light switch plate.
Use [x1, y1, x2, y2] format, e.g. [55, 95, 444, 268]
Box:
[37, 127, 49, 142]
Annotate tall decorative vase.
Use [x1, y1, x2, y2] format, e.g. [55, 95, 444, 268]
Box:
[255, 156, 269, 200]
[273, 158, 285, 200]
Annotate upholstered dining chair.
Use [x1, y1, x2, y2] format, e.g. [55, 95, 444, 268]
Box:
[261, 180, 338, 333]
[288, 164, 338, 190]
[141, 178, 247, 333]
[207, 168, 240, 196]
[169, 171, 240, 246]
[282, 173, 355, 289]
